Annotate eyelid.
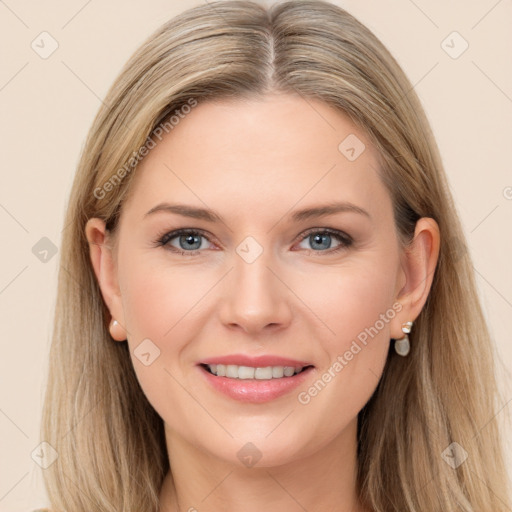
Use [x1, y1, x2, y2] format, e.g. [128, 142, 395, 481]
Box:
[155, 226, 353, 255]
[156, 227, 220, 251]
[294, 226, 352, 244]
[291, 227, 353, 253]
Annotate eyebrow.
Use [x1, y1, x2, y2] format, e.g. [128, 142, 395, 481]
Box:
[144, 201, 371, 223]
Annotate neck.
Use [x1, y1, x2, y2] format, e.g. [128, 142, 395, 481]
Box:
[158, 417, 370, 512]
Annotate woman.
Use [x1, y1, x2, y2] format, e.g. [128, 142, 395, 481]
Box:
[40, 1, 511, 510]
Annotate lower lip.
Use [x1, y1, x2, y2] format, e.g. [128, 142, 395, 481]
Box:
[198, 365, 315, 403]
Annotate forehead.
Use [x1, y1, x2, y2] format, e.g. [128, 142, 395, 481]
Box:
[123, 93, 390, 223]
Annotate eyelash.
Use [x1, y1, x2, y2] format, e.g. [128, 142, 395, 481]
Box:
[154, 227, 353, 257]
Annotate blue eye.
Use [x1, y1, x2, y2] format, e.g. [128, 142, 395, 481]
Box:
[175, 232, 204, 251]
[157, 229, 211, 254]
[297, 229, 352, 253]
[307, 232, 333, 250]
[155, 228, 352, 256]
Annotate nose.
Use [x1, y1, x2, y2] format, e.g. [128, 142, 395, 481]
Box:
[217, 248, 293, 336]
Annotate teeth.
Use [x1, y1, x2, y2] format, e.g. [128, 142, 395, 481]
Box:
[206, 364, 305, 379]
[272, 366, 284, 378]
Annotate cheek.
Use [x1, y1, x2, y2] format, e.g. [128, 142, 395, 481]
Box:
[288, 273, 393, 438]
[298, 261, 397, 349]
[119, 253, 203, 340]
[117, 250, 225, 384]
[117, 256, 204, 417]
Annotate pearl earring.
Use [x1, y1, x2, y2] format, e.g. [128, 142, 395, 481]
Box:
[109, 318, 126, 341]
[394, 321, 413, 356]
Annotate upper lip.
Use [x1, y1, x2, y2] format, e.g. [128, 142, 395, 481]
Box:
[199, 354, 313, 368]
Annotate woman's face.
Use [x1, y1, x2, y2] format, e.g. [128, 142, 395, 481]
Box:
[93, 93, 414, 467]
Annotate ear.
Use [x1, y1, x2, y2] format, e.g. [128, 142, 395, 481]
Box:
[391, 217, 440, 339]
[85, 218, 127, 341]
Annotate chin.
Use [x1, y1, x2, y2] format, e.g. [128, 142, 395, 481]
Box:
[205, 432, 312, 469]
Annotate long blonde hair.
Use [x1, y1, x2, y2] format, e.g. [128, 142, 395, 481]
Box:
[41, 1, 511, 510]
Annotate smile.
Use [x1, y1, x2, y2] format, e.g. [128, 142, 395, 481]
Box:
[198, 364, 316, 403]
[203, 363, 311, 379]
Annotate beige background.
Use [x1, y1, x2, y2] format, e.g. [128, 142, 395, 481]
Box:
[1, 0, 511, 509]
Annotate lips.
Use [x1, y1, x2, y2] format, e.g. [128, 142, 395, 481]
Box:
[197, 364, 316, 403]
[196, 353, 316, 403]
[199, 354, 313, 368]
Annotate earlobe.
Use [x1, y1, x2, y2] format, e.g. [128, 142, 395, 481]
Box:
[85, 218, 126, 340]
[391, 217, 440, 339]
[109, 318, 127, 342]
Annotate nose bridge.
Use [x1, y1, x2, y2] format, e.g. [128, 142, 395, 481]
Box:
[218, 238, 292, 333]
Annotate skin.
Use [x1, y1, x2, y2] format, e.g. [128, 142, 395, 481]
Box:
[86, 92, 440, 512]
